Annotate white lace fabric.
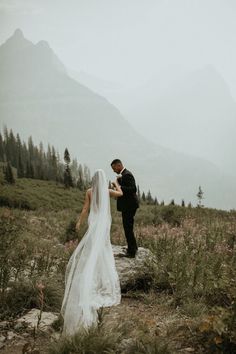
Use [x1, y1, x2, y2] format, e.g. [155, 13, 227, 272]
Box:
[60, 169, 121, 336]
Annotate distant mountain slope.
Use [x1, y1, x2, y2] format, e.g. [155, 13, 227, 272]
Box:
[1, 29, 236, 210]
[93, 66, 236, 177]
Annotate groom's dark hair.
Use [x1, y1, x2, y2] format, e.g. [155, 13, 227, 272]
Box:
[111, 159, 122, 166]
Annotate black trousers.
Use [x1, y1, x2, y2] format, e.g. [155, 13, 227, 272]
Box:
[121, 209, 138, 255]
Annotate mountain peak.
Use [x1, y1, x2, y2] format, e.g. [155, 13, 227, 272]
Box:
[13, 28, 24, 39]
[0, 28, 33, 58]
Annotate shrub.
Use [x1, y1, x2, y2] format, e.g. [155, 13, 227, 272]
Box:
[159, 205, 185, 226]
[0, 210, 22, 294]
[196, 304, 236, 353]
[127, 335, 171, 354]
[0, 195, 34, 210]
[63, 219, 79, 243]
[0, 276, 64, 320]
[48, 323, 122, 354]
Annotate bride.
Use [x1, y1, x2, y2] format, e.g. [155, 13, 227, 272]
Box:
[60, 169, 123, 337]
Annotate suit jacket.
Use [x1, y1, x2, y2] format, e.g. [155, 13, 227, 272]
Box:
[116, 168, 139, 212]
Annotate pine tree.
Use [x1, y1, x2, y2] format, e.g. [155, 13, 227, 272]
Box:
[197, 185, 204, 207]
[25, 159, 34, 178]
[170, 199, 175, 205]
[17, 152, 24, 178]
[64, 167, 73, 188]
[137, 185, 141, 202]
[154, 197, 159, 205]
[38, 142, 45, 180]
[9, 129, 17, 167]
[4, 161, 15, 184]
[46, 143, 52, 180]
[0, 132, 5, 161]
[77, 164, 84, 190]
[26, 160, 31, 178]
[51, 146, 58, 181]
[83, 165, 91, 188]
[63, 148, 73, 188]
[146, 190, 153, 204]
[28, 136, 34, 160]
[56, 150, 63, 183]
[16, 133, 22, 151]
[64, 148, 70, 165]
[181, 199, 185, 207]
[22, 142, 28, 170]
[141, 192, 146, 202]
[29, 161, 34, 178]
[3, 126, 9, 159]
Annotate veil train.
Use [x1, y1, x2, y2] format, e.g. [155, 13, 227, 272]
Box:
[60, 169, 121, 336]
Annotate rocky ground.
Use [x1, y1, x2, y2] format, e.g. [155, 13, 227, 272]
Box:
[0, 246, 202, 353]
[0, 295, 199, 353]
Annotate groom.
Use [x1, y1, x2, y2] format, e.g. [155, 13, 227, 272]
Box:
[111, 159, 139, 258]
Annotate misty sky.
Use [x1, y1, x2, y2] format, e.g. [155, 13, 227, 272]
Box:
[1, 0, 236, 94]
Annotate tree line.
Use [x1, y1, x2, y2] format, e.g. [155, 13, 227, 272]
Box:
[0, 125, 91, 190]
[0, 125, 204, 207]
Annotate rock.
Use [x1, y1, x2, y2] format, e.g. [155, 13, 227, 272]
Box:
[112, 245, 156, 291]
[0, 342, 5, 350]
[22, 332, 30, 337]
[0, 321, 8, 329]
[14, 322, 24, 330]
[16, 309, 59, 332]
[50, 332, 61, 341]
[7, 331, 16, 340]
[182, 348, 195, 352]
[0, 335, 6, 343]
[117, 338, 136, 353]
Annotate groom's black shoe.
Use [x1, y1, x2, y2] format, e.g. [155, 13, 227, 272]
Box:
[123, 253, 136, 258]
[123, 249, 137, 258]
[116, 248, 136, 258]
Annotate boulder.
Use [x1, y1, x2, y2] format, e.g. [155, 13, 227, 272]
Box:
[16, 309, 59, 332]
[112, 245, 155, 291]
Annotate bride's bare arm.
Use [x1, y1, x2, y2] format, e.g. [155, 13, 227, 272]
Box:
[109, 181, 123, 198]
[75, 189, 91, 232]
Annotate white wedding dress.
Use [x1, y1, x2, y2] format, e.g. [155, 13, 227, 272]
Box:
[60, 169, 121, 336]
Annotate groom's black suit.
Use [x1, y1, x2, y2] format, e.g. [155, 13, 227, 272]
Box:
[117, 168, 139, 256]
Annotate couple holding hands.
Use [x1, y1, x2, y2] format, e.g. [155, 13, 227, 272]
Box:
[60, 159, 139, 336]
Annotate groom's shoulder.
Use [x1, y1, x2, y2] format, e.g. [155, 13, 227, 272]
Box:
[123, 169, 134, 177]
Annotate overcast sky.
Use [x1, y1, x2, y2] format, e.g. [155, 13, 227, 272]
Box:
[1, 0, 236, 94]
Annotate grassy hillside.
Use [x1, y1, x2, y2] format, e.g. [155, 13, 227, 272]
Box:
[0, 178, 236, 353]
[0, 178, 85, 211]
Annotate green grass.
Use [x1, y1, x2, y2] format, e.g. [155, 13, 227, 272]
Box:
[0, 178, 85, 211]
[1, 177, 236, 352]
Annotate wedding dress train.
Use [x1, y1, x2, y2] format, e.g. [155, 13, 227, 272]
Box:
[60, 169, 121, 336]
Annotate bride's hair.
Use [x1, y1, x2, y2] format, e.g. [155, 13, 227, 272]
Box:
[91, 169, 109, 211]
[91, 170, 100, 208]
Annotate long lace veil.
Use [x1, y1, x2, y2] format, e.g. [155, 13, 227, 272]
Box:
[60, 169, 121, 336]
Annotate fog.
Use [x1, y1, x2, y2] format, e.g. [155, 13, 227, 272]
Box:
[1, 0, 236, 208]
[1, 0, 236, 92]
